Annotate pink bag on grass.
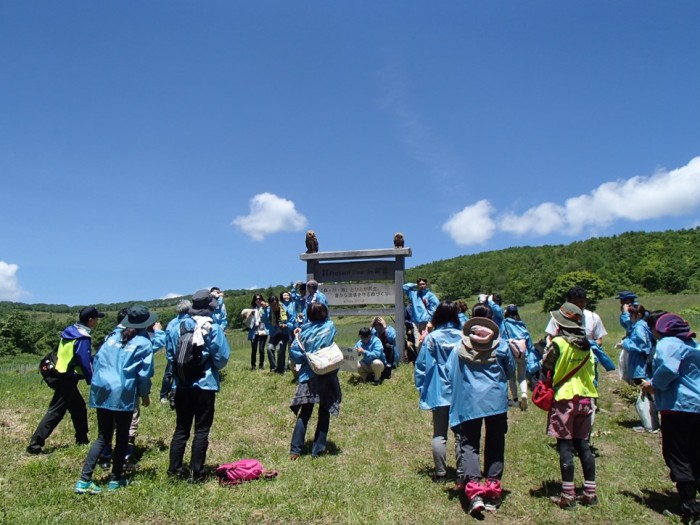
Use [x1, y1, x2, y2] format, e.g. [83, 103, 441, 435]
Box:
[215, 459, 278, 486]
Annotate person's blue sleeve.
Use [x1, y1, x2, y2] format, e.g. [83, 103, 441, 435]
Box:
[150, 330, 167, 353]
[651, 342, 682, 391]
[208, 325, 230, 370]
[74, 337, 93, 385]
[590, 341, 616, 371]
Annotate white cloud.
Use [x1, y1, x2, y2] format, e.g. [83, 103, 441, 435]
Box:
[494, 156, 700, 238]
[0, 261, 29, 301]
[442, 200, 497, 245]
[500, 202, 566, 236]
[232, 193, 308, 241]
[162, 292, 184, 300]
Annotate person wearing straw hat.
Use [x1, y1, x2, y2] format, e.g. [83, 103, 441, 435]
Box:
[74, 305, 156, 494]
[642, 313, 700, 524]
[446, 316, 515, 516]
[541, 302, 598, 509]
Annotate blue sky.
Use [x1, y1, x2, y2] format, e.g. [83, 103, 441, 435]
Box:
[2, 2, 699, 306]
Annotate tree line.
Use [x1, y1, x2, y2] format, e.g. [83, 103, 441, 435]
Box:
[1, 227, 698, 357]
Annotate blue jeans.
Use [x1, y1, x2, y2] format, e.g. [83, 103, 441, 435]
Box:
[80, 408, 132, 481]
[290, 403, 330, 456]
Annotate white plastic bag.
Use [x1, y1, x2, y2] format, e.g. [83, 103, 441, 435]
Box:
[618, 347, 632, 383]
[635, 391, 659, 432]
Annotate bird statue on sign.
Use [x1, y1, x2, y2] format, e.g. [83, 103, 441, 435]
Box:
[393, 232, 404, 249]
[305, 230, 319, 253]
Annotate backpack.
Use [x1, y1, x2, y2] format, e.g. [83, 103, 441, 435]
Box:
[174, 322, 205, 383]
[39, 350, 60, 388]
[214, 459, 278, 486]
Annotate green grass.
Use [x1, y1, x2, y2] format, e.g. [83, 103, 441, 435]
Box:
[2, 295, 699, 524]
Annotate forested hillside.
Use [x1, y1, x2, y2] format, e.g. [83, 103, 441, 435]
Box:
[2, 228, 698, 358]
[406, 227, 700, 304]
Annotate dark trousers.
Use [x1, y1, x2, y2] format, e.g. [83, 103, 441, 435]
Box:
[169, 388, 216, 479]
[159, 360, 173, 399]
[251, 335, 267, 369]
[557, 438, 595, 482]
[661, 412, 700, 501]
[28, 376, 88, 450]
[80, 408, 132, 481]
[290, 403, 330, 457]
[270, 332, 289, 374]
[455, 412, 508, 482]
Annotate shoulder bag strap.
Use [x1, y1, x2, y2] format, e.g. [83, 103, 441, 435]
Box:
[553, 352, 591, 390]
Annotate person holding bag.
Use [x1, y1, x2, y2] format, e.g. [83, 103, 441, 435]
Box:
[288, 302, 341, 460]
[541, 302, 598, 509]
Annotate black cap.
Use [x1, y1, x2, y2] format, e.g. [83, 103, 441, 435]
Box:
[79, 306, 105, 324]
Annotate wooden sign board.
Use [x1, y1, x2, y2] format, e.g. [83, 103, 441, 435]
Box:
[320, 283, 395, 306]
[315, 261, 396, 283]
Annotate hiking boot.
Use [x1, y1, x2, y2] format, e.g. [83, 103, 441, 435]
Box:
[75, 480, 102, 495]
[469, 495, 485, 516]
[26, 446, 43, 455]
[577, 492, 598, 506]
[484, 479, 502, 510]
[551, 493, 576, 509]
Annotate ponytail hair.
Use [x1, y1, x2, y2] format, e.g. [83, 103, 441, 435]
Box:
[121, 328, 139, 346]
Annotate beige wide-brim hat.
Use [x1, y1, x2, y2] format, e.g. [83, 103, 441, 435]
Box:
[462, 317, 500, 352]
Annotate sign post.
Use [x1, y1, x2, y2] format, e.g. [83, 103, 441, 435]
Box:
[300, 247, 411, 361]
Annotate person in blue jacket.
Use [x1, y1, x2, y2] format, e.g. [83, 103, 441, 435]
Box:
[487, 293, 505, 331]
[27, 306, 105, 455]
[616, 303, 652, 385]
[288, 302, 341, 459]
[642, 313, 700, 524]
[457, 301, 470, 328]
[210, 287, 228, 330]
[414, 301, 463, 483]
[371, 316, 398, 369]
[617, 290, 638, 337]
[355, 327, 388, 384]
[403, 277, 439, 333]
[502, 304, 535, 411]
[445, 315, 515, 516]
[74, 305, 155, 494]
[167, 289, 230, 483]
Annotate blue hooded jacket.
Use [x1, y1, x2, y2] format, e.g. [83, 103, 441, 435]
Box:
[622, 319, 652, 380]
[355, 335, 387, 366]
[502, 318, 537, 378]
[89, 329, 154, 412]
[445, 338, 515, 428]
[414, 323, 462, 410]
[403, 283, 432, 324]
[289, 319, 337, 383]
[167, 316, 230, 391]
[651, 336, 700, 413]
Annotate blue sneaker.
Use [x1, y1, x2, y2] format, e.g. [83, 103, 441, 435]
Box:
[75, 480, 101, 495]
[107, 478, 129, 491]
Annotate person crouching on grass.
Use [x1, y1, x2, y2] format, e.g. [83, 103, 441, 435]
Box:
[445, 316, 515, 516]
[74, 305, 155, 494]
[542, 302, 598, 509]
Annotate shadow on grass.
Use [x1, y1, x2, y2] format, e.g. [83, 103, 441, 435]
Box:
[620, 488, 678, 517]
[529, 479, 561, 499]
[298, 439, 341, 458]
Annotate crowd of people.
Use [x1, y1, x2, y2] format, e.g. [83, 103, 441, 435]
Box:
[22, 279, 700, 523]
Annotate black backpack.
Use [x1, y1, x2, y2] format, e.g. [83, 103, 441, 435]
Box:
[39, 350, 60, 388]
[174, 322, 205, 383]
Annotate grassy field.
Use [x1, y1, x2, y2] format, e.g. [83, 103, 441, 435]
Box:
[1, 295, 698, 524]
